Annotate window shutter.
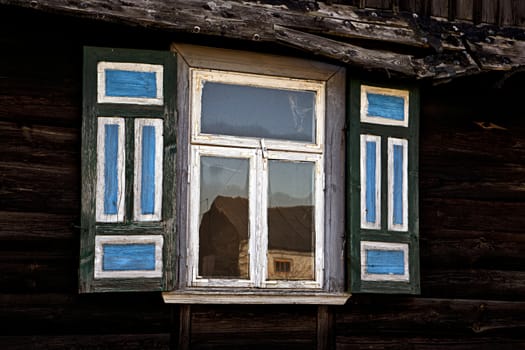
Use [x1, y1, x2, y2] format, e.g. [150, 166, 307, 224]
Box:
[80, 47, 177, 293]
[348, 80, 420, 294]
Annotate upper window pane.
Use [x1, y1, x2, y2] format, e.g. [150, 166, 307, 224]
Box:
[201, 82, 316, 142]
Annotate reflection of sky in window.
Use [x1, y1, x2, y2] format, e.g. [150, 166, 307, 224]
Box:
[268, 160, 314, 208]
[199, 156, 248, 218]
[201, 82, 316, 143]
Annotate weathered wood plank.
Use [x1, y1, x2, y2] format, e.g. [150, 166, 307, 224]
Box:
[455, 0, 473, 21]
[0, 211, 76, 240]
[0, 334, 171, 350]
[421, 269, 525, 300]
[191, 304, 317, 348]
[317, 306, 335, 350]
[431, 0, 448, 18]
[421, 198, 525, 234]
[0, 121, 78, 165]
[420, 232, 525, 270]
[466, 36, 525, 71]
[0, 161, 79, 214]
[274, 24, 423, 77]
[337, 297, 525, 335]
[336, 336, 525, 349]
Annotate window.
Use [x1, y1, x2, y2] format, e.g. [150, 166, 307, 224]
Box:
[188, 69, 325, 289]
[80, 44, 419, 302]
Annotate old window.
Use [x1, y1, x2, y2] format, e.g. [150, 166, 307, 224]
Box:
[80, 44, 419, 303]
[188, 70, 325, 289]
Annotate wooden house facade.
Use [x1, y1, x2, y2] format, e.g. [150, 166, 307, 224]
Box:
[1, 0, 524, 348]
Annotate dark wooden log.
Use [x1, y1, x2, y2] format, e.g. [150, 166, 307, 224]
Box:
[336, 336, 525, 349]
[420, 230, 525, 270]
[0, 211, 76, 241]
[190, 304, 317, 348]
[0, 121, 79, 165]
[0, 161, 79, 214]
[337, 296, 525, 336]
[0, 334, 171, 350]
[421, 198, 525, 234]
[1, 0, 524, 79]
[421, 269, 525, 300]
[274, 24, 423, 77]
[466, 36, 525, 71]
[0, 293, 172, 334]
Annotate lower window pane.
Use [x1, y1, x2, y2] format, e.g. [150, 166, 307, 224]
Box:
[198, 156, 250, 279]
[267, 160, 315, 281]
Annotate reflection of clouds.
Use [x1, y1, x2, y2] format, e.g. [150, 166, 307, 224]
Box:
[269, 160, 314, 208]
[202, 82, 315, 142]
[288, 94, 313, 133]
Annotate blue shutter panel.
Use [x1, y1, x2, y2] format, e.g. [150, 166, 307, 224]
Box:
[348, 81, 420, 294]
[80, 47, 177, 293]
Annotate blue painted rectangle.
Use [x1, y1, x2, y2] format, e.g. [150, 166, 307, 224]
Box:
[365, 141, 377, 224]
[141, 126, 156, 215]
[105, 69, 157, 98]
[366, 249, 404, 275]
[102, 243, 156, 271]
[393, 144, 404, 225]
[367, 93, 405, 121]
[104, 124, 119, 215]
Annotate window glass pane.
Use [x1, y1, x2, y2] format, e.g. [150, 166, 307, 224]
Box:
[201, 82, 316, 142]
[198, 156, 250, 279]
[267, 160, 315, 280]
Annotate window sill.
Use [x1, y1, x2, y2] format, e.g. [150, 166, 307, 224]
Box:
[162, 289, 351, 305]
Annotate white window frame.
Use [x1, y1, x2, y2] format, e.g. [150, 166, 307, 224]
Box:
[163, 43, 348, 304]
[188, 71, 325, 290]
[190, 69, 325, 153]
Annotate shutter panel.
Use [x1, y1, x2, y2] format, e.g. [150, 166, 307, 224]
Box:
[348, 80, 420, 294]
[80, 47, 177, 292]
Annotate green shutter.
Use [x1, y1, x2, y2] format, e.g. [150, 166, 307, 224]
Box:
[347, 79, 420, 294]
[80, 47, 177, 293]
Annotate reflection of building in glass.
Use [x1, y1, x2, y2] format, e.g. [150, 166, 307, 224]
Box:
[198, 196, 314, 281]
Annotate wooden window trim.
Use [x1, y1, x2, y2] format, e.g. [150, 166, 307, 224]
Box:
[165, 43, 347, 303]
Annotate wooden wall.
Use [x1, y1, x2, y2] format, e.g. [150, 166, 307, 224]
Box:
[343, 0, 525, 27]
[1, 5, 525, 349]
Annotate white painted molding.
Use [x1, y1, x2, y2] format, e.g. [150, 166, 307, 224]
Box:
[96, 117, 125, 223]
[97, 61, 164, 105]
[360, 85, 409, 127]
[360, 241, 409, 282]
[94, 235, 163, 279]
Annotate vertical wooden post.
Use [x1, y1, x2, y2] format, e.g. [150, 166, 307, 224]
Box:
[473, 0, 483, 24]
[392, 0, 400, 14]
[178, 305, 192, 350]
[317, 306, 334, 350]
[448, 0, 457, 21]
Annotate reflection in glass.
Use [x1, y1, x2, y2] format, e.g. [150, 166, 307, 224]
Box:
[201, 82, 316, 142]
[267, 160, 315, 280]
[198, 156, 249, 279]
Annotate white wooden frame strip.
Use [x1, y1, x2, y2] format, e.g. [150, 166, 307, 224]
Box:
[94, 235, 163, 278]
[388, 137, 409, 232]
[360, 134, 381, 230]
[188, 145, 257, 288]
[360, 241, 409, 282]
[261, 150, 324, 290]
[96, 117, 125, 223]
[360, 85, 409, 127]
[97, 62, 164, 105]
[190, 69, 325, 153]
[133, 118, 163, 221]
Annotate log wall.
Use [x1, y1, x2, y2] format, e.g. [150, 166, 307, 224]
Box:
[344, 0, 525, 27]
[0, 6, 524, 349]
